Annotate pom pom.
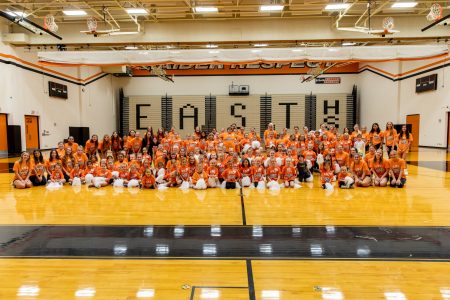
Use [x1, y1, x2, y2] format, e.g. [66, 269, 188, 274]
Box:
[113, 179, 124, 187]
[257, 181, 266, 190]
[128, 179, 139, 188]
[317, 154, 324, 165]
[194, 178, 207, 190]
[179, 181, 190, 190]
[71, 177, 81, 186]
[84, 174, 94, 185]
[241, 176, 251, 187]
[251, 141, 261, 149]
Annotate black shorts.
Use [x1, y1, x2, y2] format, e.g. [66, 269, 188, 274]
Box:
[225, 182, 236, 189]
[30, 175, 47, 186]
[389, 177, 406, 188]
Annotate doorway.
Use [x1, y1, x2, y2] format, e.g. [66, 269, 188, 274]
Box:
[406, 114, 420, 152]
[0, 114, 7, 155]
[24, 115, 40, 150]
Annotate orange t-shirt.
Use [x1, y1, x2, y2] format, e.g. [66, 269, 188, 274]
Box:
[351, 160, 370, 178]
[221, 168, 241, 182]
[178, 166, 191, 181]
[335, 152, 349, 167]
[370, 158, 390, 177]
[303, 150, 317, 162]
[383, 129, 398, 146]
[207, 166, 219, 178]
[70, 169, 83, 179]
[64, 142, 79, 153]
[397, 133, 413, 152]
[389, 158, 406, 178]
[251, 166, 265, 182]
[266, 166, 280, 181]
[95, 168, 112, 180]
[370, 132, 382, 145]
[51, 170, 64, 180]
[192, 171, 208, 184]
[13, 160, 31, 180]
[320, 169, 334, 184]
[141, 174, 155, 188]
[281, 166, 297, 181]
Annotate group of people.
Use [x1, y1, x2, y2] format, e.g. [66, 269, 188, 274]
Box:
[12, 121, 412, 191]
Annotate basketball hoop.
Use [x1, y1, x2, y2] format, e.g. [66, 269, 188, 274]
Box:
[426, 3, 442, 21]
[86, 17, 98, 32]
[382, 17, 395, 31]
[44, 14, 58, 32]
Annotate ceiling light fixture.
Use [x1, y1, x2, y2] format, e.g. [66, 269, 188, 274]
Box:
[63, 10, 87, 16]
[7, 11, 28, 17]
[254, 43, 268, 47]
[342, 42, 356, 46]
[205, 44, 218, 48]
[260, 5, 284, 11]
[125, 46, 138, 50]
[325, 3, 350, 10]
[391, 2, 417, 8]
[194, 7, 219, 13]
[126, 8, 149, 14]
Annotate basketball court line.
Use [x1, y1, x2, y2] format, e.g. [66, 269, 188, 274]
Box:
[188, 286, 249, 300]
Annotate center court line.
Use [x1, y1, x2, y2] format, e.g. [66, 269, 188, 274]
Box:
[240, 186, 247, 225]
[246, 260, 256, 300]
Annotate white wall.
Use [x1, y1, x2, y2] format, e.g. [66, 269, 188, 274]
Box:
[398, 59, 450, 147]
[357, 55, 450, 147]
[0, 20, 116, 151]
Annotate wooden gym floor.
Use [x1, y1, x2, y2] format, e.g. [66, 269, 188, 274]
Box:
[0, 148, 449, 299]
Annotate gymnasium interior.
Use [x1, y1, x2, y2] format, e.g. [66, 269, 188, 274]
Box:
[0, 0, 450, 299]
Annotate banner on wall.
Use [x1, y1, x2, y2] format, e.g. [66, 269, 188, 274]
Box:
[130, 62, 359, 76]
[126, 93, 357, 138]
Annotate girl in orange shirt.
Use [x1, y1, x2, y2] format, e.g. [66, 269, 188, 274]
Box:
[337, 166, 354, 189]
[50, 163, 66, 185]
[98, 134, 112, 158]
[221, 160, 242, 189]
[320, 160, 335, 189]
[141, 168, 156, 189]
[240, 158, 252, 187]
[192, 164, 208, 190]
[369, 123, 383, 150]
[397, 125, 413, 160]
[370, 149, 390, 187]
[388, 150, 407, 188]
[111, 131, 122, 158]
[45, 149, 61, 180]
[56, 141, 65, 158]
[13, 152, 32, 189]
[85, 134, 99, 159]
[282, 158, 297, 188]
[83, 160, 96, 185]
[266, 159, 281, 183]
[90, 160, 112, 188]
[178, 157, 191, 185]
[351, 153, 371, 187]
[383, 121, 397, 156]
[69, 163, 83, 185]
[30, 150, 47, 186]
[251, 158, 265, 187]
[207, 159, 220, 188]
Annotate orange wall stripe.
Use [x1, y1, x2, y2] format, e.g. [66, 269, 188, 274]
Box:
[0, 52, 105, 82]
